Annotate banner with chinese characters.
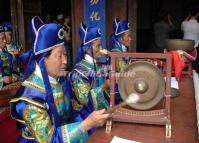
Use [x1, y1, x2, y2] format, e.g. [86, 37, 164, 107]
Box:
[84, 0, 106, 48]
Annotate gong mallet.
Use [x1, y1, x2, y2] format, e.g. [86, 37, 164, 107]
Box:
[105, 93, 139, 114]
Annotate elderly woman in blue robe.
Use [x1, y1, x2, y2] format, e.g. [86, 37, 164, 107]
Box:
[109, 18, 132, 72]
[10, 17, 110, 143]
[3, 21, 21, 73]
[109, 18, 132, 103]
[0, 25, 18, 88]
[70, 23, 110, 134]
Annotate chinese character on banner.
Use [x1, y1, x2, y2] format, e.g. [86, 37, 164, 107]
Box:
[90, 0, 99, 5]
[84, 0, 106, 48]
[90, 11, 101, 21]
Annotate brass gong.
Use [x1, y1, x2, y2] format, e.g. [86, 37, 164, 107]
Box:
[166, 39, 194, 52]
[118, 61, 165, 110]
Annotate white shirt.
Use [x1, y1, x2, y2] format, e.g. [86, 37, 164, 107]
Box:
[182, 19, 199, 47]
[85, 54, 96, 64]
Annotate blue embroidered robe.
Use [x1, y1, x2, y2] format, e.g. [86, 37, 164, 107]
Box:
[110, 41, 129, 103]
[111, 41, 128, 72]
[10, 69, 88, 143]
[6, 42, 20, 72]
[0, 48, 13, 88]
[70, 58, 109, 121]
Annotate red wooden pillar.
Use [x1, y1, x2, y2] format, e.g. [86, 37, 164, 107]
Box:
[71, 0, 84, 61]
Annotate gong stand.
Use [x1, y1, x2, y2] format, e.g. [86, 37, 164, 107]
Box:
[106, 52, 172, 138]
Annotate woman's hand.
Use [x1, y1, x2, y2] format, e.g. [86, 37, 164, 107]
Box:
[81, 109, 110, 132]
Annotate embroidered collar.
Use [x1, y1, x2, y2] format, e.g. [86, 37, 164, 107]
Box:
[116, 41, 127, 52]
[121, 44, 127, 52]
[35, 64, 58, 84]
[85, 54, 96, 64]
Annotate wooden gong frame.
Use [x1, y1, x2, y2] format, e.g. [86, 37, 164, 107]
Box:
[106, 52, 172, 138]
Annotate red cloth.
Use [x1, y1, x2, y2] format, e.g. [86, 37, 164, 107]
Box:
[0, 108, 21, 143]
[169, 51, 185, 79]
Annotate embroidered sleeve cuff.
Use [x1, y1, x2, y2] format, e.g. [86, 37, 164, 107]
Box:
[61, 122, 88, 143]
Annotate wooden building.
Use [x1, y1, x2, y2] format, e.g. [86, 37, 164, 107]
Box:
[4, 0, 136, 59]
[0, 0, 198, 60]
[0, 0, 199, 142]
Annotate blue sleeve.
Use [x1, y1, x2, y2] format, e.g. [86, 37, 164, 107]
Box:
[71, 72, 109, 111]
[22, 104, 88, 143]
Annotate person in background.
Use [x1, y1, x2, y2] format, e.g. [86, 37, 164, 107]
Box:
[57, 13, 64, 26]
[3, 21, 21, 73]
[153, 11, 174, 53]
[10, 17, 110, 143]
[109, 18, 132, 103]
[181, 8, 199, 48]
[109, 18, 132, 72]
[70, 23, 110, 134]
[181, 7, 199, 72]
[45, 13, 52, 23]
[0, 25, 18, 89]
